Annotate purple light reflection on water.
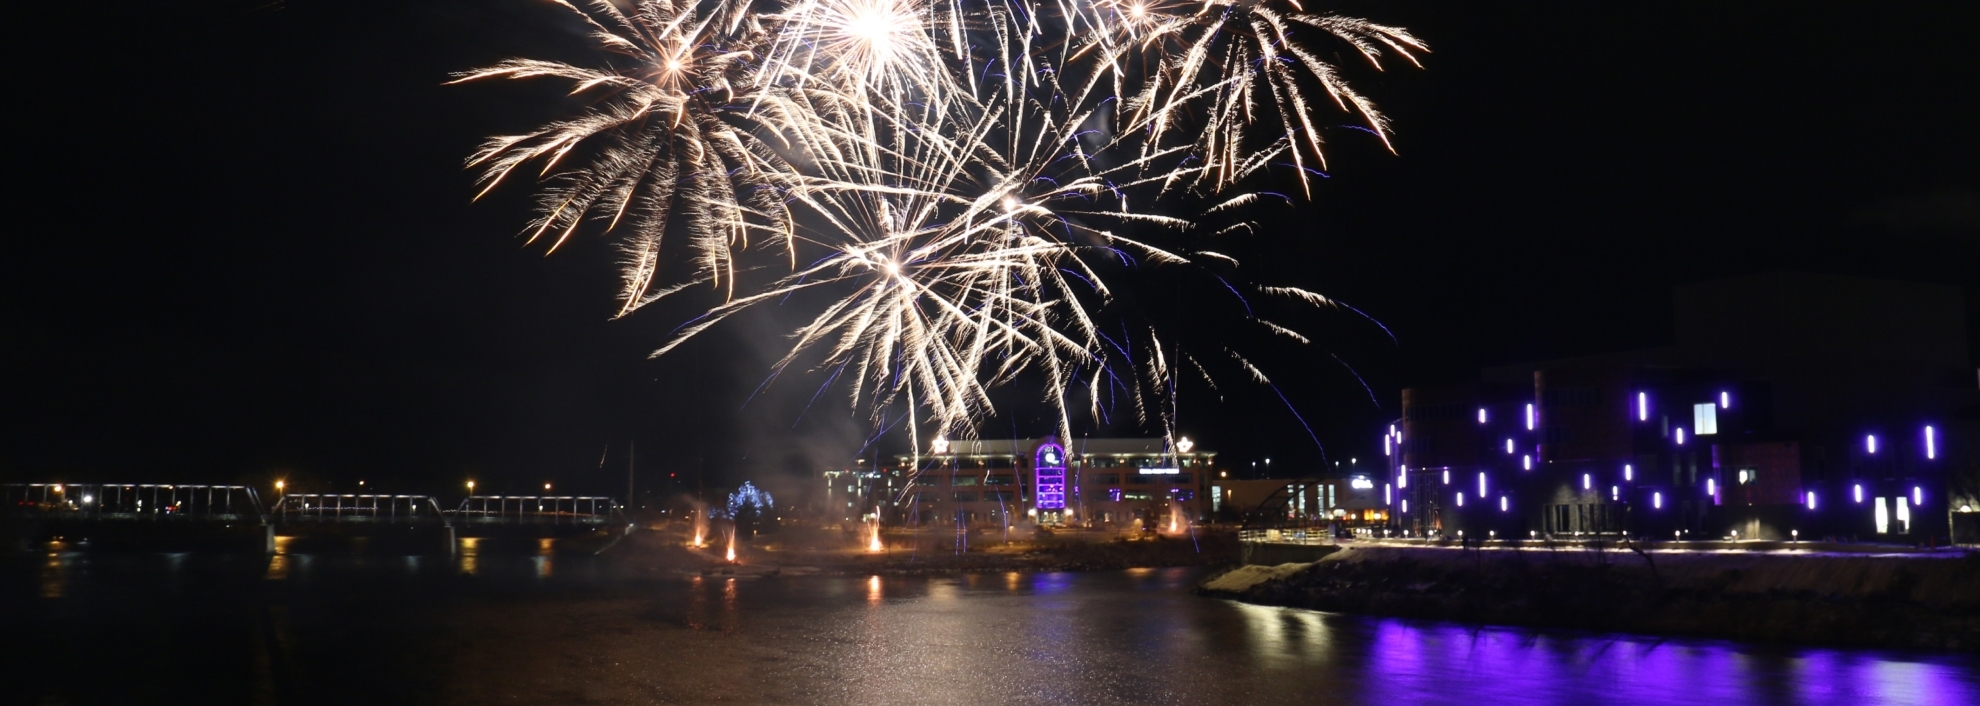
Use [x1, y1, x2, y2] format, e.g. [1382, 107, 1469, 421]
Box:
[1348, 620, 1975, 706]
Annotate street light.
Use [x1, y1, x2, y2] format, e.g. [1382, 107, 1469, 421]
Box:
[467, 480, 476, 493]
[544, 482, 552, 492]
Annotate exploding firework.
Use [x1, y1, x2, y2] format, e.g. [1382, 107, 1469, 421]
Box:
[461, 0, 1424, 459]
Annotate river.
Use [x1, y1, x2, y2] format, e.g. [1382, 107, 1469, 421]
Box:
[5, 538, 1976, 705]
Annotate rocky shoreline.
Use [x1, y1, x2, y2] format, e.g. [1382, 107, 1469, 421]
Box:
[1198, 544, 1980, 651]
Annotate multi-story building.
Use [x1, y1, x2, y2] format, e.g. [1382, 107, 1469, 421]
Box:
[1382, 272, 1978, 543]
[879, 436, 1220, 529]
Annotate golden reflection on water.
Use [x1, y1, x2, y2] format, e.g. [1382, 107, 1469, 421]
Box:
[867, 575, 883, 605]
[534, 538, 554, 578]
[266, 536, 294, 581]
[41, 541, 67, 598]
[458, 537, 480, 576]
[1004, 571, 1022, 592]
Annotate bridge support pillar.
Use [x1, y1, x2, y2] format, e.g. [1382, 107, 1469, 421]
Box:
[258, 524, 274, 553]
[440, 526, 456, 556]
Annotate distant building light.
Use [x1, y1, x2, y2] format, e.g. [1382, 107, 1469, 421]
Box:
[1706, 478, 1716, 497]
[1720, 391, 1730, 409]
[1582, 473, 1591, 490]
[1693, 403, 1718, 435]
[1478, 472, 1488, 497]
[1653, 492, 1662, 509]
[1624, 464, 1633, 482]
[1525, 403, 1535, 430]
[1442, 470, 1450, 485]
[1384, 483, 1392, 504]
[1914, 486, 1923, 507]
[1500, 495, 1508, 512]
[1478, 408, 1488, 424]
[1925, 426, 1936, 460]
[1351, 476, 1375, 489]
[1505, 439, 1515, 454]
[1611, 486, 1620, 501]
[1806, 491, 1817, 511]
[1522, 455, 1532, 471]
[1854, 484, 1864, 503]
[1401, 499, 1409, 514]
[1456, 493, 1465, 507]
[1136, 468, 1179, 475]
[1675, 428, 1686, 445]
[1866, 434, 1877, 455]
[1638, 392, 1648, 421]
[1384, 435, 1392, 456]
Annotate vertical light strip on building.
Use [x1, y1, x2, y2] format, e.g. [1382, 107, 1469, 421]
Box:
[1854, 484, 1864, 503]
[1525, 403, 1535, 430]
[1806, 491, 1817, 510]
[1624, 464, 1633, 482]
[1866, 434, 1877, 454]
[1478, 408, 1487, 424]
[1720, 391, 1730, 409]
[1478, 472, 1487, 497]
[1638, 392, 1648, 421]
[1925, 426, 1936, 460]
[1499, 495, 1508, 512]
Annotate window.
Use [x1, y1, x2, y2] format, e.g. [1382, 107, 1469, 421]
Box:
[982, 491, 1015, 503]
[953, 476, 979, 486]
[1123, 491, 1153, 501]
[1092, 474, 1120, 485]
[952, 492, 978, 502]
[1736, 468, 1757, 485]
[1170, 474, 1193, 484]
[1693, 403, 1719, 435]
[1129, 474, 1151, 484]
[984, 475, 1014, 486]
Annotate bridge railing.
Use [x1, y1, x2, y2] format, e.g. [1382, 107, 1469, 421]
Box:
[449, 496, 622, 526]
[272, 494, 449, 526]
[1, 483, 265, 523]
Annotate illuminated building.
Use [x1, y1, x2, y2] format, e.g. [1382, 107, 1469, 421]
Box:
[885, 437, 1218, 529]
[1385, 273, 1977, 542]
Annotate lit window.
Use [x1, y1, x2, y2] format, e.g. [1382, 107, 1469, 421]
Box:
[1875, 497, 1890, 533]
[1693, 403, 1718, 435]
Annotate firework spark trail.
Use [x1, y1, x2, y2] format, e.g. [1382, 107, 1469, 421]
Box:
[461, 0, 1423, 460]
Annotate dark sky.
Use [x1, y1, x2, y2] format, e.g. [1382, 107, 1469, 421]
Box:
[4, 1, 1977, 494]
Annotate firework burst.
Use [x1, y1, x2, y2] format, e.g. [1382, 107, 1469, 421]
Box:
[459, 0, 1424, 451]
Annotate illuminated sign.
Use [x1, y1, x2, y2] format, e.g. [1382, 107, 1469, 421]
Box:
[931, 436, 949, 455]
[1034, 442, 1066, 510]
[1175, 436, 1194, 454]
[1137, 467, 1179, 475]
[1349, 476, 1374, 489]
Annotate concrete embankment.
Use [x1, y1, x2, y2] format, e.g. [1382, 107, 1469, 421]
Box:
[1200, 545, 1980, 650]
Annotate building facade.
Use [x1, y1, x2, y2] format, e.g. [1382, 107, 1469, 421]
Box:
[1383, 272, 1978, 543]
[877, 437, 1221, 529]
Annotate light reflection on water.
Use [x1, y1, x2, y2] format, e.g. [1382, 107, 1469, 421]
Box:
[9, 549, 1977, 706]
[627, 567, 1979, 706]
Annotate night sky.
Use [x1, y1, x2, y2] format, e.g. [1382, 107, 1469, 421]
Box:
[5, 1, 1977, 495]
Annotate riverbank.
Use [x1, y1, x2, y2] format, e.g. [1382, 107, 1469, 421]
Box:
[1199, 544, 1980, 651]
[604, 527, 1241, 578]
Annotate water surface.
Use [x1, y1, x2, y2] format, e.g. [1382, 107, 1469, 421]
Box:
[6, 541, 1975, 705]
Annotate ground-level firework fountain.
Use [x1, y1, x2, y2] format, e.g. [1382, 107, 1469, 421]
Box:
[691, 507, 707, 548]
[866, 515, 883, 553]
[725, 527, 737, 562]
